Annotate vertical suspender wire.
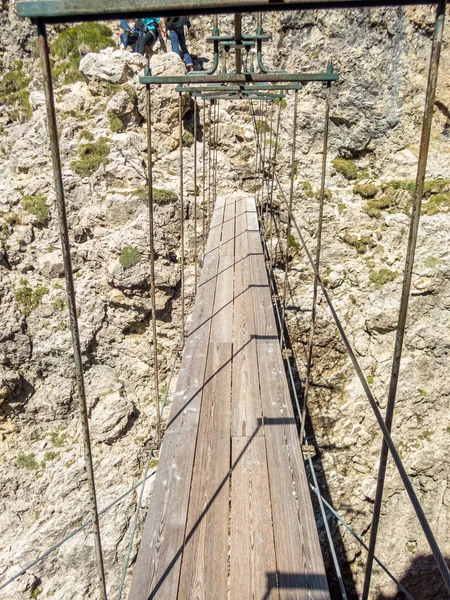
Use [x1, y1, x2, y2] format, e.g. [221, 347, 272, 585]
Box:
[193, 96, 198, 294]
[280, 89, 298, 348]
[179, 93, 185, 341]
[264, 101, 275, 227]
[299, 80, 331, 444]
[146, 84, 161, 447]
[202, 100, 206, 256]
[251, 100, 261, 220]
[269, 100, 282, 274]
[362, 0, 448, 596]
[36, 19, 107, 600]
[208, 100, 212, 227]
[261, 100, 270, 222]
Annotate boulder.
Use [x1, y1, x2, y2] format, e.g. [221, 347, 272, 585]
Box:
[80, 50, 129, 83]
[91, 391, 135, 444]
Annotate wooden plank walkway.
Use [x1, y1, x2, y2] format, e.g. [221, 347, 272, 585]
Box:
[129, 194, 330, 600]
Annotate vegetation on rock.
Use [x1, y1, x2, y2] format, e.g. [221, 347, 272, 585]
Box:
[14, 279, 49, 316]
[21, 195, 49, 225]
[51, 23, 115, 84]
[0, 65, 32, 122]
[353, 182, 379, 198]
[137, 187, 178, 204]
[109, 115, 124, 133]
[71, 137, 110, 176]
[119, 246, 141, 269]
[369, 267, 397, 288]
[342, 232, 376, 254]
[332, 157, 357, 180]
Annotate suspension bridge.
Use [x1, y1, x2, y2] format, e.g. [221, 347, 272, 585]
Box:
[4, 0, 449, 599]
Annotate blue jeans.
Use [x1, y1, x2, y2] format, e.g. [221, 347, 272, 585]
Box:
[169, 27, 193, 66]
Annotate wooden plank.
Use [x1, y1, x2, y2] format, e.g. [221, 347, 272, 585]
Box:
[129, 198, 225, 600]
[246, 196, 259, 232]
[232, 206, 262, 437]
[257, 343, 330, 600]
[220, 194, 236, 256]
[248, 231, 277, 343]
[205, 195, 226, 258]
[178, 342, 232, 599]
[230, 436, 278, 600]
[210, 255, 234, 343]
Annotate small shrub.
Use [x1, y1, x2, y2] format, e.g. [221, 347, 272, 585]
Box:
[137, 187, 177, 204]
[109, 115, 124, 133]
[342, 232, 376, 255]
[288, 234, 299, 250]
[53, 297, 65, 311]
[338, 202, 346, 215]
[78, 129, 94, 142]
[14, 279, 49, 316]
[71, 137, 110, 177]
[424, 256, 442, 269]
[0, 68, 32, 122]
[353, 183, 379, 198]
[369, 268, 397, 288]
[16, 453, 39, 470]
[44, 451, 58, 462]
[422, 192, 450, 216]
[362, 195, 393, 219]
[300, 181, 314, 198]
[120, 246, 141, 269]
[21, 195, 49, 225]
[367, 375, 374, 385]
[49, 431, 67, 447]
[332, 158, 357, 180]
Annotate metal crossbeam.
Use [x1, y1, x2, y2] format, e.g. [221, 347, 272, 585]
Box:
[17, 0, 437, 22]
[175, 84, 302, 92]
[140, 72, 339, 84]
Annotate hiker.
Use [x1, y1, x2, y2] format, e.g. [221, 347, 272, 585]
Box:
[119, 18, 163, 55]
[164, 16, 194, 71]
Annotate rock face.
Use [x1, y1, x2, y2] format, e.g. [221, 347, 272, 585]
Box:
[0, 3, 449, 600]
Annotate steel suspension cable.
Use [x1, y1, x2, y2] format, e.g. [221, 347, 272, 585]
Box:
[146, 84, 161, 448]
[208, 100, 212, 228]
[36, 20, 107, 600]
[280, 89, 298, 348]
[300, 80, 331, 444]
[362, 0, 448, 594]
[268, 101, 282, 273]
[179, 93, 185, 341]
[193, 96, 198, 293]
[264, 100, 275, 230]
[202, 100, 206, 256]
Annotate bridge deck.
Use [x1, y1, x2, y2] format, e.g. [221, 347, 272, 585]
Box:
[129, 194, 330, 600]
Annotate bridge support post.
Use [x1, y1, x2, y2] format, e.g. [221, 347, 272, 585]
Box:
[36, 18, 107, 600]
[362, 0, 448, 596]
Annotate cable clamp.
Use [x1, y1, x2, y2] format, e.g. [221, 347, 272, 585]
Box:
[302, 444, 316, 459]
[272, 294, 280, 303]
[282, 348, 292, 359]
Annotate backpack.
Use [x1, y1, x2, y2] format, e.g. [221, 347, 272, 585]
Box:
[166, 16, 190, 30]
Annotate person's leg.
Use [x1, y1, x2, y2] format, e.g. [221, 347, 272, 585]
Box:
[136, 29, 156, 55]
[176, 26, 193, 67]
[169, 29, 180, 54]
[120, 20, 131, 48]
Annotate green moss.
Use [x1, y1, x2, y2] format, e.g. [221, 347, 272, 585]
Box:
[342, 232, 376, 255]
[300, 181, 314, 198]
[0, 68, 32, 122]
[71, 137, 110, 177]
[44, 451, 58, 462]
[422, 193, 450, 216]
[424, 256, 442, 269]
[332, 158, 357, 180]
[353, 183, 379, 199]
[49, 431, 67, 447]
[288, 234, 300, 250]
[21, 195, 49, 225]
[119, 246, 141, 269]
[53, 297, 65, 311]
[78, 129, 94, 142]
[137, 187, 177, 204]
[338, 202, 346, 215]
[109, 115, 124, 133]
[31, 588, 41, 598]
[362, 195, 393, 219]
[16, 453, 39, 470]
[367, 375, 374, 385]
[369, 268, 397, 288]
[14, 279, 49, 316]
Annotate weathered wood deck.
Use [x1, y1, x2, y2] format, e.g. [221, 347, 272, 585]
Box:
[129, 194, 330, 600]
